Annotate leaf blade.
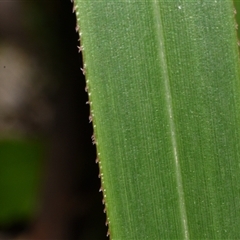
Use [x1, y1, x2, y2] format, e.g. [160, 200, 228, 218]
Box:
[76, 1, 240, 239]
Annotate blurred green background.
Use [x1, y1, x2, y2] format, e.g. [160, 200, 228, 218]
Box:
[0, 140, 42, 225]
[0, 1, 240, 239]
[0, 1, 106, 239]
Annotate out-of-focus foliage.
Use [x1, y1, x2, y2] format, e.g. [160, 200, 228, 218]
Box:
[0, 1, 50, 230]
[0, 140, 43, 225]
[0, 1, 106, 239]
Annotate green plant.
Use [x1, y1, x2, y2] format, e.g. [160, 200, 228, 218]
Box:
[74, 1, 240, 239]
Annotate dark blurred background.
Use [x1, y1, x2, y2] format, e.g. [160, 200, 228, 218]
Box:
[0, 1, 106, 239]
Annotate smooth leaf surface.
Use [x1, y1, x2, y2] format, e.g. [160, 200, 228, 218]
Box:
[75, 1, 240, 239]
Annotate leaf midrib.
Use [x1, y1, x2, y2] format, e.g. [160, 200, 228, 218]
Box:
[152, 2, 189, 239]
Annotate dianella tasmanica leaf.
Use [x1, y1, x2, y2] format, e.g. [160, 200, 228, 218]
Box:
[74, 1, 240, 239]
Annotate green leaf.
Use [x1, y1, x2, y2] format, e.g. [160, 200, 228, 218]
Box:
[75, 1, 240, 239]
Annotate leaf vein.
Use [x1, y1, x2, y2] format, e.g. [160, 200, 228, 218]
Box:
[152, 2, 189, 239]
